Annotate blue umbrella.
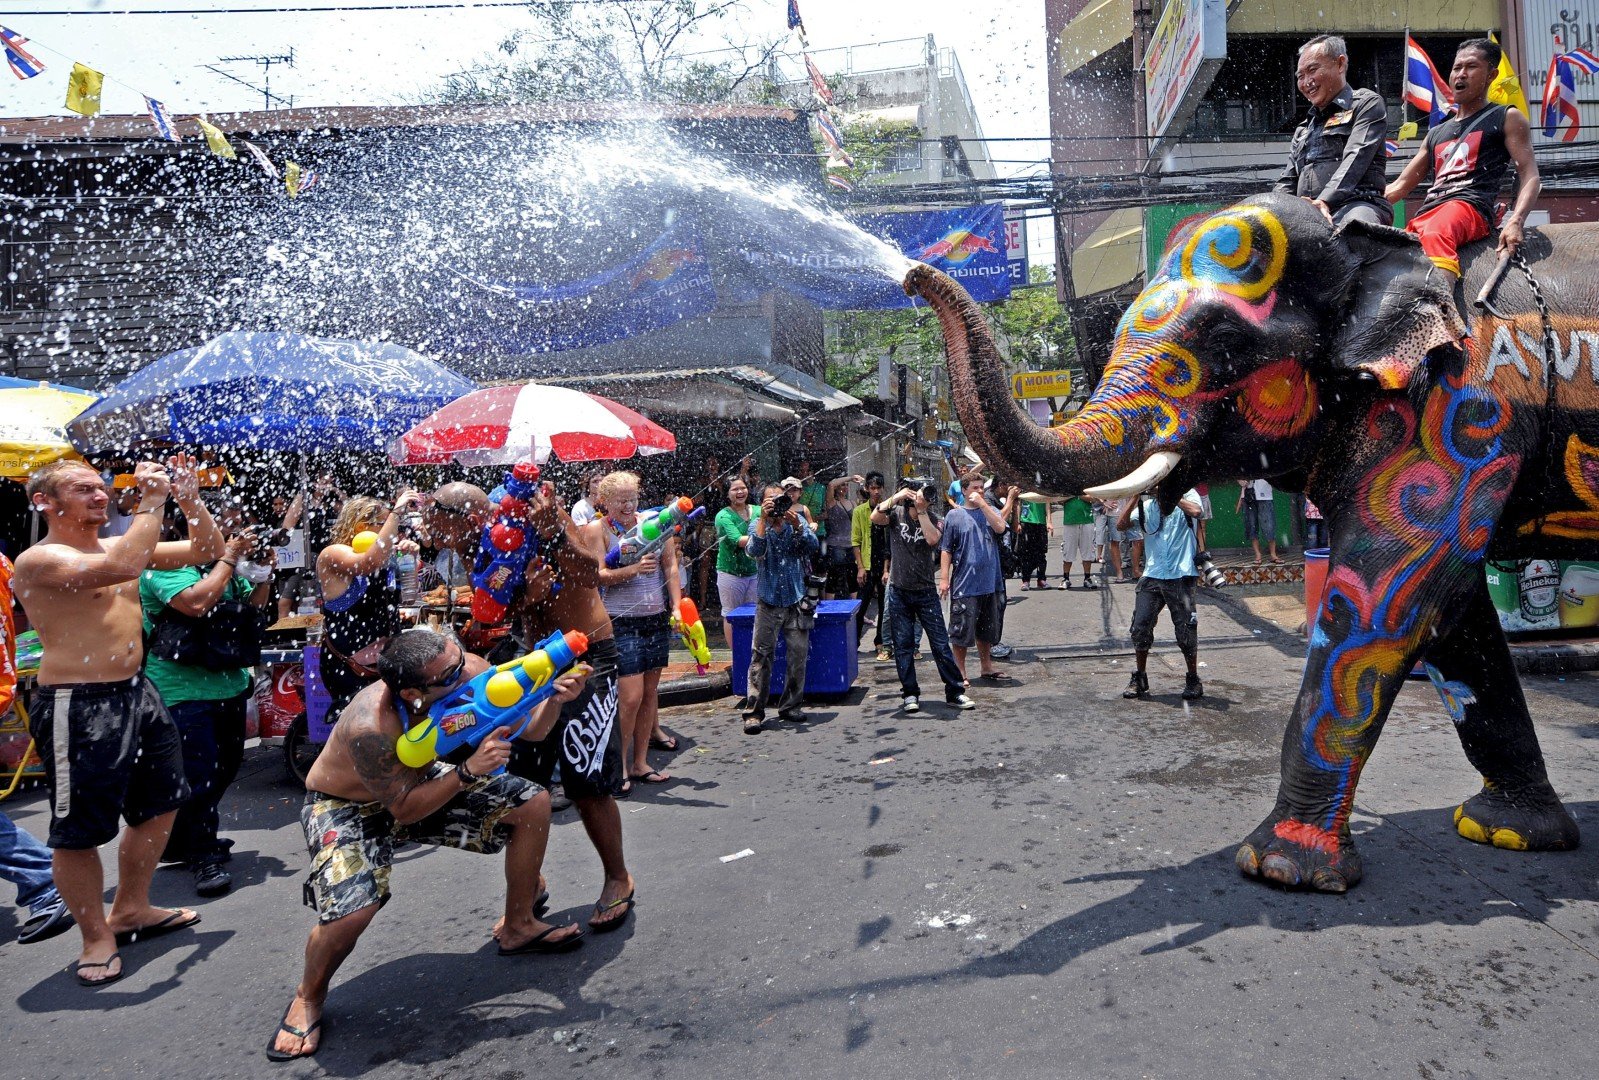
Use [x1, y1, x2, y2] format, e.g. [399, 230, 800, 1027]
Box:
[67, 332, 476, 455]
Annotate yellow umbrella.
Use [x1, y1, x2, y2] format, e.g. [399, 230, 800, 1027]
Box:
[0, 377, 98, 478]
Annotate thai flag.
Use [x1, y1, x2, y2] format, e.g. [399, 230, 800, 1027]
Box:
[1543, 53, 1581, 141]
[814, 109, 852, 166]
[805, 53, 832, 105]
[1, 26, 44, 81]
[1404, 35, 1455, 123]
[144, 96, 181, 143]
[827, 173, 852, 192]
[1383, 139, 1399, 157]
[1562, 47, 1599, 74]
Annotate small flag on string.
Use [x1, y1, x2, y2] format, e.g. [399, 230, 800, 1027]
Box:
[804, 53, 832, 105]
[65, 62, 104, 117]
[826, 173, 852, 192]
[241, 139, 279, 178]
[814, 110, 852, 165]
[195, 115, 237, 159]
[1383, 139, 1399, 157]
[787, 0, 806, 43]
[1, 27, 45, 80]
[286, 160, 320, 197]
[144, 96, 181, 142]
[1396, 120, 1419, 140]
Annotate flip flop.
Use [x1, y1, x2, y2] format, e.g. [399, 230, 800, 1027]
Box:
[630, 770, 671, 785]
[497, 925, 584, 956]
[589, 890, 636, 934]
[977, 670, 1011, 681]
[74, 952, 124, 988]
[265, 1004, 325, 1062]
[18, 900, 75, 945]
[648, 734, 679, 751]
[114, 908, 200, 946]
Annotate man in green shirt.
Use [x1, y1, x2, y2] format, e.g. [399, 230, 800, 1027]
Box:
[794, 460, 827, 526]
[140, 526, 273, 897]
[1059, 496, 1098, 589]
[1017, 497, 1052, 590]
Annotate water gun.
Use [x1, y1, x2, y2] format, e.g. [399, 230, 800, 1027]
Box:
[604, 496, 704, 569]
[395, 629, 589, 771]
[471, 461, 545, 624]
[673, 597, 711, 674]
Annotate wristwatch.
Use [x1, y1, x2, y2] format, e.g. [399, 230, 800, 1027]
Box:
[455, 761, 477, 784]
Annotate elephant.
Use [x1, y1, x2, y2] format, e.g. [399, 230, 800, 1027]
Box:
[905, 190, 1599, 892]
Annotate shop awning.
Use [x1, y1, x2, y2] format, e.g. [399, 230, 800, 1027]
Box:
[538, 363, 860, 421]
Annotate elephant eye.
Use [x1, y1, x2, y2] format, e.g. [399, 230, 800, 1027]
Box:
[1202, 322, 1249, 362]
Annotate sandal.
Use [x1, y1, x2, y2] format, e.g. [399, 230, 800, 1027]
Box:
[74, 952, 124, 988]
[630, 770, 671, 785]
[114, 908, 200, 946]
[497, 924, 584, 956]
[589, 890, 636, 934]
[265, 1001, 324, 1061]
[648, 733, 679, 752]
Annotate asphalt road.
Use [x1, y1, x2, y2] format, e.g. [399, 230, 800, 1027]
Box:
[6, 579, 1599, 1079]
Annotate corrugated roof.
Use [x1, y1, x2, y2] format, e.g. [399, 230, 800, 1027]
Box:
[0, 102, 802, 145]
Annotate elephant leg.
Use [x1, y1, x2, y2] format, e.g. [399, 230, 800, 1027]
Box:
[1422, 578, 1579, 852]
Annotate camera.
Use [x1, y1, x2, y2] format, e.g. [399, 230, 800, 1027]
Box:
[1195, 549, 1227, 589]
[799, 571, 826, 616]
[770, 492, 794, 517]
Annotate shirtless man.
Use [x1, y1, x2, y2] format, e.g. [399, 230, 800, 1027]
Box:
[269, 628, 587, 1061]
[16, 455, 224, 987]
[424, 479, 636, 936]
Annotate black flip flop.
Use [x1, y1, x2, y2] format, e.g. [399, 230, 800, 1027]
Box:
[114, 908, 200, 946]
[265, 1006, 324, 1062]
[18, 901, 74, 945]
[648, 734, 679, 751]
[74, 952, 124, 988]
[589, 891, 636, 934]
[630, 770, 671, 785]
[497, 925, 584, 956]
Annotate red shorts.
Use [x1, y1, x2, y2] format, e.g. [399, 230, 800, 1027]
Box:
[1404, 199, 1491, 276]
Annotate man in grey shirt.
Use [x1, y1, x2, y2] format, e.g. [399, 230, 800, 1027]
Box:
[1274, 34, 1392, 226]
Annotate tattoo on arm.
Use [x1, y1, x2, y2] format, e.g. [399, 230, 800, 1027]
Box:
[348, 731, 420, 808]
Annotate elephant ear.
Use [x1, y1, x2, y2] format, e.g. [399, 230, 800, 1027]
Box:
[1326, 219, 1468, 390]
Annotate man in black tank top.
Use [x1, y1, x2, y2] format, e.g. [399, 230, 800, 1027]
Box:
[1385, 38, 1541, 277]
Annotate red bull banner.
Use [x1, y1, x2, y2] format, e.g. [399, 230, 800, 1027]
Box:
[728, 202, 1013, 310]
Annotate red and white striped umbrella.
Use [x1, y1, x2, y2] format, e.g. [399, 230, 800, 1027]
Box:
[390, 383, 676, 466]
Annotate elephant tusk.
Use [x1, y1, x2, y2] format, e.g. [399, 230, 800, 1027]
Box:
[1083, 451, 1183, 501]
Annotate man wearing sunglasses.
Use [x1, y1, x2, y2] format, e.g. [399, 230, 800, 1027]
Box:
[268, 628, 589, 1062]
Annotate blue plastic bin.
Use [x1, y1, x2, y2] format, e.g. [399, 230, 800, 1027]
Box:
[726, 599, 860, 699]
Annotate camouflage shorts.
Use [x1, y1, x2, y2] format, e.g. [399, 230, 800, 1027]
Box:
[300, 763, 543, 923]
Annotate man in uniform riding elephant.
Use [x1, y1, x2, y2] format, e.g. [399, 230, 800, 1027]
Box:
[905, 182, 1599, 894]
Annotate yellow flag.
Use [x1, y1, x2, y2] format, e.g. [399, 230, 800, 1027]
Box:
[195, 116, 236, 160]
[1397, 120, 1419, 141]
[1487, 32, 1531, 116]
[285, 160, 302, 198]
[64, 63, 104, 117]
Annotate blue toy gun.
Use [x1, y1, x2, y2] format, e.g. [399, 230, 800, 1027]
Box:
[394, 629, 590, 771]
[471, 461, 545, 624]
[604, 496, 704, 569]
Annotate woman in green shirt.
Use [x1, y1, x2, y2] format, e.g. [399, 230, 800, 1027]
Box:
[139, 519, 273, 898]
[714, 477, 760, 642]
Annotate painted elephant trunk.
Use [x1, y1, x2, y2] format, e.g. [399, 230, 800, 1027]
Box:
[904, 262, 1162, 496]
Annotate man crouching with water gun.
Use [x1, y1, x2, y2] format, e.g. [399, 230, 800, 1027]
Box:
[268, 628, 589, 1062]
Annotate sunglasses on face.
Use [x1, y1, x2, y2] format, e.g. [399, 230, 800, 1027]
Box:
[417, 647, 466, 692]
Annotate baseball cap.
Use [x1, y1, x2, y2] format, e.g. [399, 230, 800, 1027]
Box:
[780, 476, 803, 490]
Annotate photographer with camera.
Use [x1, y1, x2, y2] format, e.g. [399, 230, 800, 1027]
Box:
[740, 484, 820, 734]
[872, 479, 973, 713]
[139, 504, 276, 896]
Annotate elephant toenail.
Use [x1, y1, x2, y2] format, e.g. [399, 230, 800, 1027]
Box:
[1235, 845, 1262, 876]
[1309, 868, 1348, 893]
[1261, 854, 1302, 886]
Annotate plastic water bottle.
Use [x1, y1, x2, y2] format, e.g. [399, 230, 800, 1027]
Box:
[396, 552, 421, 607]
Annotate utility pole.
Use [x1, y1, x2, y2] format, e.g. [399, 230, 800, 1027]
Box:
[204, 49, 296, 111]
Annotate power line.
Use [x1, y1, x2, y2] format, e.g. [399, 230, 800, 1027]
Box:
[4, 1, 640, 13]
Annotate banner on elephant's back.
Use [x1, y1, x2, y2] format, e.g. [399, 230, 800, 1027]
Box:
[729, 203, 1012, 310]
